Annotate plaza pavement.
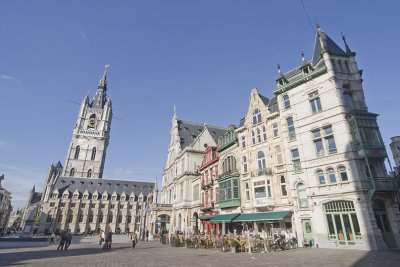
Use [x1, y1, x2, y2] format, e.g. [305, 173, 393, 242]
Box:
[0, 235, 399, 267]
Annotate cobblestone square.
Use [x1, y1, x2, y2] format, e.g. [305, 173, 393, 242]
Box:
[0, 236, 399, 267]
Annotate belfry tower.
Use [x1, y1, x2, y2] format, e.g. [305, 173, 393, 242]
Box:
[63, 65, 113, 178]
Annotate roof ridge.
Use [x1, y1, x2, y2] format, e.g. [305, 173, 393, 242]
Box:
[179, 120, 226, 130]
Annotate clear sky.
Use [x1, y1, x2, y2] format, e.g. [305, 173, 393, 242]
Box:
[1, 0, 399, 210]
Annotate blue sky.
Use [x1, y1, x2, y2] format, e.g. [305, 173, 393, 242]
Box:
[1, 0, 399, 210]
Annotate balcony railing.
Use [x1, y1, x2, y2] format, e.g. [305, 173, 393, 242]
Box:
[368, 177, 397, 192]
[78, 129, 105, 138]
[218, 169, 238, 179]
[251, 168, 273, 177]
[201, 179, 214, 188]
[348, 101, 368, 112]
[200, 202, 214, 211]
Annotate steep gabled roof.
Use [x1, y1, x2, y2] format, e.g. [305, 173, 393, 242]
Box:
[313, 29, 347, 63]
[177, 120, 226, 149]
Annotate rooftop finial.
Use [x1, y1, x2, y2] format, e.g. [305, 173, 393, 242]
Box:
[173, 104, 177, 118]
[301, 50, 305, 61]
[341, 32, 352, 53]
[99, 64, 109, 87]
[277, 64, 281, 72]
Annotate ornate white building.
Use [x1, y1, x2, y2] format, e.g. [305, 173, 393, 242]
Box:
[158, 28, 400, 250]
[33, 66, 156, 235]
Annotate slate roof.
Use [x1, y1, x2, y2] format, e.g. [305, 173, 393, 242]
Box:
[259, 95, 270, 106]
[312, 30, 347, 63]
[30, 192, 43, 204]
[52, 176, 154, 200]
[268, 96, 279, 113]
[177, 120, 226, 149]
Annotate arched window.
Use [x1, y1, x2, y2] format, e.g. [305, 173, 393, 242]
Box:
[283, 95, 291, 109]
[87, 169, 92, 178]
[344, 61, 350, 73]
[222, 156, 236, 174]
[338, 60, 343, 72]
[257, 128, 261, 143]
[70, 168, 75, 177]
[262, 126, 267, 141]
[257, 151, 266, 171]
[338, 166, 348, 181]
[317, 170, 325, 184]
[91, 147, 96, 161]
[74, 146, 80, 159]
[297, 183, 308, 208]
[251, 130, 256, 145]
[242, 156, 248, 173]
[280, 175, 287, 196]
[327, 168, 336, 183]
[252, 109, 262, 125]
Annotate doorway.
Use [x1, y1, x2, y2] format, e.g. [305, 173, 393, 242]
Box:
[373, 200, 397, 248]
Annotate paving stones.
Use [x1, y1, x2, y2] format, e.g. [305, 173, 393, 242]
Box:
[0, 235, 399, 267]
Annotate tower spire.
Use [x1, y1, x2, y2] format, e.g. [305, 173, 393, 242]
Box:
[341, 32, 352, 53]
[98, 64, 109, 88]
[92, 65, 110, 108]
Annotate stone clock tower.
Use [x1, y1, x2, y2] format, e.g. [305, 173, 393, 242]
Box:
[63, 65, 112, 179]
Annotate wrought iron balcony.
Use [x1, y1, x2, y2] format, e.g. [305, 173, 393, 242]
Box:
[218, 169, 238, 179]
[201, 179, 214, 189]
[200, 202, 214, 211]
[251, 168, 273, 177]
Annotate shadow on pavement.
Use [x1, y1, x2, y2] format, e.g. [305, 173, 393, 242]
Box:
[0, 246, 126, 266]
[350, 250, 400, 267]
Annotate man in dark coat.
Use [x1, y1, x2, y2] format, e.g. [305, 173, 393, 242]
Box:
[57, 231, 66, 251]
[64, 229, 72, 250]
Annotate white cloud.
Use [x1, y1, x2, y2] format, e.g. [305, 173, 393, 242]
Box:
[0, 140, 6, 147]
[0, 74, 22, 86]
[80, 29, 88, 41]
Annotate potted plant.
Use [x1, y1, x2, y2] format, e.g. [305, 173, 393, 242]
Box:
[185, 238, 192, 248]
[230, 239, 239, 253]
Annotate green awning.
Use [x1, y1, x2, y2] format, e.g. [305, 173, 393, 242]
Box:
[232, 211, 291, 222]
[209, 213, 240, 223]
[198, 215, 215, 220]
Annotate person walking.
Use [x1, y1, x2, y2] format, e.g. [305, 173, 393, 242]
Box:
[104, 228, 113, 250]
[145, 229, 149, 242]
[57, 231, 66, 251]
[50, 232, 55, 244]
[130, 231, 138, 249]
[64, 229, 72, 250]
[99, 230, 105, 245]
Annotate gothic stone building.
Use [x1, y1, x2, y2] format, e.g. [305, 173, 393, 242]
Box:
[36, 67, 155, 235]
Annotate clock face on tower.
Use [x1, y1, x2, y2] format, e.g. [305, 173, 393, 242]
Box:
[88, 115, 96, 128]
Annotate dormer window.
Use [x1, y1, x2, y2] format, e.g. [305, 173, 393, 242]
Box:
[93, 195, 98, 200]
[103, 195, 108, 200]
[73, 194, 78, 199]
[112, 196, 117, 201]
